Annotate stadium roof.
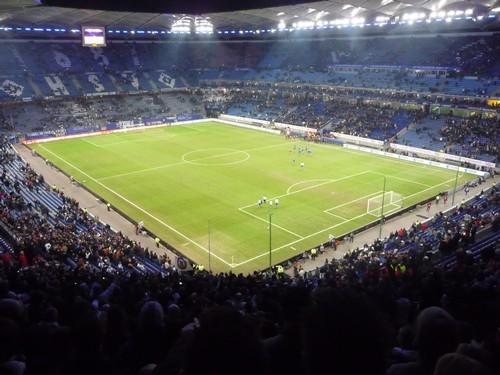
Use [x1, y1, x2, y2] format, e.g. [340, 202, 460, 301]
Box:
[0, 0, 498, 30]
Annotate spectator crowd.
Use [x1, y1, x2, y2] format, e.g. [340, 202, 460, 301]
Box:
[440, 115, 500, 160]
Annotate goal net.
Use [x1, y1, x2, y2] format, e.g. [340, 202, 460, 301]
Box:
[367, 191, 403, 217]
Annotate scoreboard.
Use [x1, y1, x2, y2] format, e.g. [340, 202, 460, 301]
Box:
[82, 26, 106, 47]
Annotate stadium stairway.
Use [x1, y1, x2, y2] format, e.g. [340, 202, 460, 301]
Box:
[26, 75, 44, 97]
[141, 71, 158, 91]
[0, 234, 14, 254]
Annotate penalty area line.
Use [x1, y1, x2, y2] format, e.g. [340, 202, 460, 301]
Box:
[233, 210, 372, 268]
[324, 190, 383, 213]
[234, 176, 459, 268]
[238, 208, 304, 239]
[323, 211, 349, 221]
[238, 170, 371, 211]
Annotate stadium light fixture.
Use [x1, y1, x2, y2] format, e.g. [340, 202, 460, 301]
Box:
[292, 20, 315, 29]
[351, 7, 362, 17]
[315, 11, 329, 20]
[277, 20, 286, 30]
[375, 16, 390, 23]
[402, 13, 426, 21]
[195, 17, 213, 34]
[171, 17, 192, 34]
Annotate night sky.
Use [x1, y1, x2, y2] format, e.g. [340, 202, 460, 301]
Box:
[42, 0, 320, 14]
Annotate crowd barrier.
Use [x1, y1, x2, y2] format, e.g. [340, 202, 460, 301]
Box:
[219, 114, 317, 136]
[389, 143, 496, 169]
[344, 144, 489, 177]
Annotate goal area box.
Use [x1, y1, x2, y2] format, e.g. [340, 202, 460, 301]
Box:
[367, 191, 403, 217]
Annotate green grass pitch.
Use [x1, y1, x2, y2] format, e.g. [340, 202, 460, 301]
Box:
[30, 121, 475, 273]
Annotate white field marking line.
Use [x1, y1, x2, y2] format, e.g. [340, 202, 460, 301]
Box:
[370, 171, 432, 188]
[238, 171, 371, 211]
[365, 176, 457, 217]
[404, 176, 456, 199]
[81, 138, 101, 147]
[178, 123, 205, 132]
[182, 148, 250, 166]
[98, 141, 293, 181]
[37, 144, 233, 267]
[85, 133, 178, 147]
[313, 142, 434, 171]
[324, 190, 383, 213]
[237, 208, 304, 239]
[367, 203, 402, 218]
[233, 176, 458, 268]
[317, 142, 431, 170]
[323, 211, 350, 221]
[286, 179, 332, 195]
[233, 210, 371, 268]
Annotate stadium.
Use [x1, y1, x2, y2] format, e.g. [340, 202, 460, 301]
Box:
[0, 0, 499, 373]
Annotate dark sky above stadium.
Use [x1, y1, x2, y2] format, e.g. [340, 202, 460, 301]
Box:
[42, 0, 319, 14]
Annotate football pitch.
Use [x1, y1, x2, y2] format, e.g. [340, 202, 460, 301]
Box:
[30, 121, 475, 273]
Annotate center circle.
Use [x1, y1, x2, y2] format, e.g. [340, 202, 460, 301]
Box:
[182, 148, 250, 166]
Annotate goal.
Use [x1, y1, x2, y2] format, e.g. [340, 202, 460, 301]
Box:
[367, 191, 403, 217]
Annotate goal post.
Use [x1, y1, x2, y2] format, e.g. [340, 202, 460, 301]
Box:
[367, 191, 403, 217]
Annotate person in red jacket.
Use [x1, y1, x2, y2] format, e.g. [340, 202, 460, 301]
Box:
[1, 251, 13, 265]
[18, 250, 28, 267]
